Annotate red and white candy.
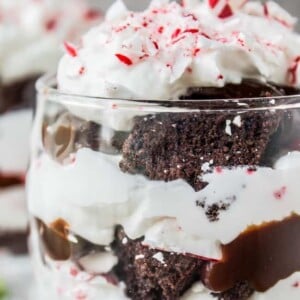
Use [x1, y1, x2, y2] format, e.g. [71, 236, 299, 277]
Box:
[208, 0, 248, 19]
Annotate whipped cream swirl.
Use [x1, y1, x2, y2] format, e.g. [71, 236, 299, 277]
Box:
[58, 0, 300, 100]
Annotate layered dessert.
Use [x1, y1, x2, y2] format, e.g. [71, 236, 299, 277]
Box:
[0, 0, 101, 253]
[28, 0, 300, 299]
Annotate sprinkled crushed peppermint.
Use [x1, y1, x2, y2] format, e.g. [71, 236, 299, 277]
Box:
[58, 0, 300, 99]
[115, 53, 133, 66]
[273, 186, 287, 200]
[288, 56, 300, 85]
[218, 4, 234, 18]
[208, 0, 219, 9]
[84, 9, 102, 21]
[45, 18, 57, 31]
[64, 41, 78, 57]
[215, 166, 223, 174]
[78, 66, 85, 75]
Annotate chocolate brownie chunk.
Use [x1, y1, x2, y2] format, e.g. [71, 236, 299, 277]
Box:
[212, 281, 254, 300]
[120, 110, 281, 191]
[113, 227, 203, 300]
[120, 80, 287, 190]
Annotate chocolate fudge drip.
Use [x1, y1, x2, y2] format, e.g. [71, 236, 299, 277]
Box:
[0, 75, 38, 114]
[120, 80, 285, 191]
[203, 215, 300, 293]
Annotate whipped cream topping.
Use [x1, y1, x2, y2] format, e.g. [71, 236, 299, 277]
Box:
[0, 0, 101, 83]
[27, 148, 300, 260]
[58, 0, 300, 100]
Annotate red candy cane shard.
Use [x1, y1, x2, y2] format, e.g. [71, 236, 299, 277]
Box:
[209, 0, 220, 8]
[218, 3, 233, 18]
[64, 42, 78, 57]
[115, 54, 133, 66]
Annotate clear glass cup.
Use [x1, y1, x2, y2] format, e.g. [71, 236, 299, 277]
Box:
[28, 74, 300, 300]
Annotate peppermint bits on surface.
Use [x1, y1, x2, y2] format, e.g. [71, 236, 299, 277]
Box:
[273, 186, 287, 200]
[288, 56, 300, 85]
[115, 54, 133, 66]
[218, 4, 233, 19]
[208, 0, 247, 19]
[78, 66, 85, 75]
[64, 42, 78, 57]
[208, 0, 219, 9]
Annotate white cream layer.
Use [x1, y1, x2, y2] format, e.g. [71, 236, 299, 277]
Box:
[0, 109, 32, 174]
[27, 148, 300, 260]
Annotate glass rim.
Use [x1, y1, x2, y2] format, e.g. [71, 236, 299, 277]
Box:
[36, 73, 300, 112]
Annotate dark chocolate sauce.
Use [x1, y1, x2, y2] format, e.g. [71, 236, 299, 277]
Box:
[203, 214, 300, 292]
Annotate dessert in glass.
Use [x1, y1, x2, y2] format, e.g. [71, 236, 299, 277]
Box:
[28, 0, 300, 299]
[0, 0, 101, 253]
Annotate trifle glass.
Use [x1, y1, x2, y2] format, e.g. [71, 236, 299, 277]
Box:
[27, 0, 300, 299]
[27, 74, 300, 300]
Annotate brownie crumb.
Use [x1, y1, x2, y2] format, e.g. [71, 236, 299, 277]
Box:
[196, 196, 236, 222]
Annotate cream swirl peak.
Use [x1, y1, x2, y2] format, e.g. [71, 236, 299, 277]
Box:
[0, 0, 101, 83]
[57, 0, 300, 100]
